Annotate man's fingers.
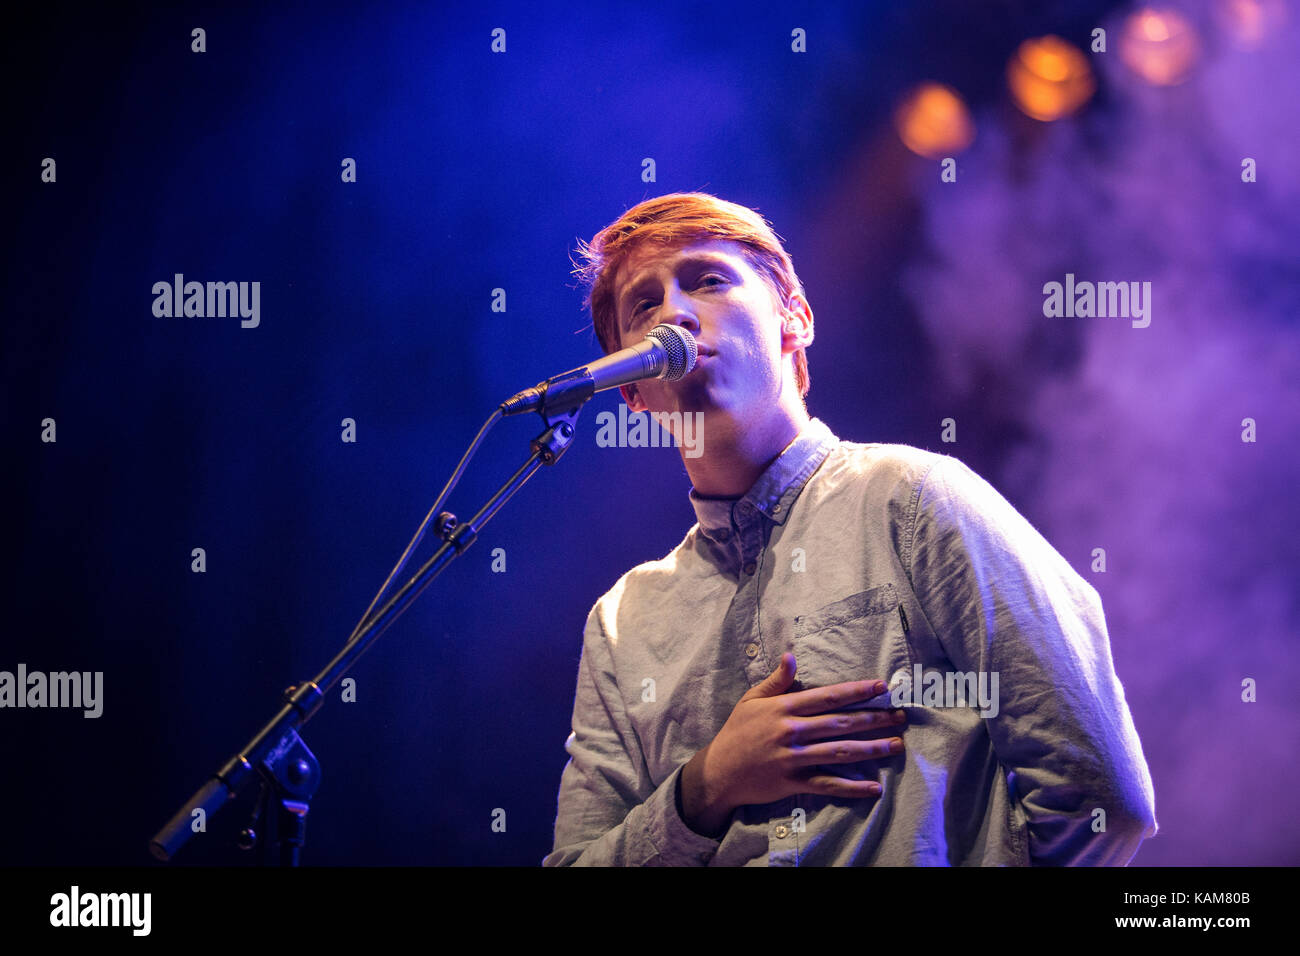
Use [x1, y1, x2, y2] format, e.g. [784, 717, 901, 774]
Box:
[796, 774, 884, 799]
[791, 708, 907, 743]
[740, 652, 798, 701]
[788, 736, 904, 766]
[785, 678, 887, 716]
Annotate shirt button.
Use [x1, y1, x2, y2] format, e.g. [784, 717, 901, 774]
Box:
[775, 825, 789, 839]
[715, 528, 730, 541]
[743, 561, 757, 575]
[772, 504, 782, 514]
[745, 642, 760, 659]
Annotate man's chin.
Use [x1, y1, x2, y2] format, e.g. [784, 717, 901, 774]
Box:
[654, 377, 713, 412]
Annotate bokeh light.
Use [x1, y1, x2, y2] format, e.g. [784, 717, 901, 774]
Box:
[1215, 0, 1289, 50]
[1007, 35, 1095, 121]
[894, 82, 976, 158]
[1119, 8, 1201, 85]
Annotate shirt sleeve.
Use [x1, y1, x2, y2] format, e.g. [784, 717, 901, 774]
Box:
[906, 455, 1158, 866]
[542, 607, 722, 866]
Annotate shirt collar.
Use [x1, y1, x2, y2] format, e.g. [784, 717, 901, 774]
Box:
[689, 418, 837, 539]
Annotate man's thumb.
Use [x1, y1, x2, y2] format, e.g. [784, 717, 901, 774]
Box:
[748, 652, 797, 698]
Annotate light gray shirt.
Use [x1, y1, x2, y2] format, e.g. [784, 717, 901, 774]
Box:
[544, 418, 1157, 865]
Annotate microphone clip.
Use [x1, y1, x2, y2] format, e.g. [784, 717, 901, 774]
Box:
[529, 402, 581, 466]
[500, 368, 595, 418]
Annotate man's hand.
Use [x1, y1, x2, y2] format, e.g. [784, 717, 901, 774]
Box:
[678, 653, 906, 838]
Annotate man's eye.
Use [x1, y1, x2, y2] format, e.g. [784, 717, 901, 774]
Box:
[629, 275, 725, 321]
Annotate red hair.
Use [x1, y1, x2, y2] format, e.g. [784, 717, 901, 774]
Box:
[572, 192, 810, 397]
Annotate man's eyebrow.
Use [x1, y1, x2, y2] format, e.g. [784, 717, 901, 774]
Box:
[618, 253, 737, 318]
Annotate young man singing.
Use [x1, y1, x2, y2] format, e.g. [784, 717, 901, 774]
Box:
[542, 193, 1157, 866]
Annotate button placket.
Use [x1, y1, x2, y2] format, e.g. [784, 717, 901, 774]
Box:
[736, 502, 764, 579]
[736, 505, 769, 682]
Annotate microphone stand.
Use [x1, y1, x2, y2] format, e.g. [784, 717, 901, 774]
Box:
[149, 401, 584, 864]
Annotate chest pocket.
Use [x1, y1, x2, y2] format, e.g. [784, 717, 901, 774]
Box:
[790, 582, 912, 693]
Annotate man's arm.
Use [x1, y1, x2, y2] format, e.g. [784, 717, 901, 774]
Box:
[907, 456, 1158, 865]
[543, 609, 722, 866]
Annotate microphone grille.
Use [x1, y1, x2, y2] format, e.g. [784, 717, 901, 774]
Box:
[647, 324, 698, 381]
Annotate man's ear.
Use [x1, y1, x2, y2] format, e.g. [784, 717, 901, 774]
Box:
[621, 383, 647, 412]
[780, 292, 814, 352]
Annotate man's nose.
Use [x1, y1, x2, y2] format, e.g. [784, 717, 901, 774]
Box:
[659, 286, 701, 338]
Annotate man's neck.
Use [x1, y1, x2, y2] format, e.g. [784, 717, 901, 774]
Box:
[683, 406, 811, 498]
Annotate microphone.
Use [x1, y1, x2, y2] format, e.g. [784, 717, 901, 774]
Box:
[500, 323, 698, 417]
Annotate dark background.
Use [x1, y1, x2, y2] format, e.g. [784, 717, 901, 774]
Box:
[4, 0, 1297, 865]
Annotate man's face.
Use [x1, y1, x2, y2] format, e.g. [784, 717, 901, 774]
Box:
[611, 238, 812, 421]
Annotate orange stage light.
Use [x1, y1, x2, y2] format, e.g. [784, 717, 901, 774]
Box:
[1007, 35, 1095, 121]
[895, 82, 976, 159]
